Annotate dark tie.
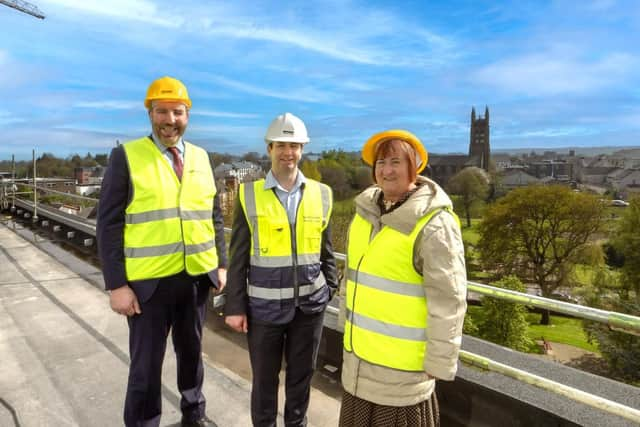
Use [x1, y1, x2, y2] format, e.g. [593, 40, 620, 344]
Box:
[167, 146, 183, 181]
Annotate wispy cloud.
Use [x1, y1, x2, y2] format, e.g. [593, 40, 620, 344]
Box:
[516, 127, 597, 138]
[2, 0, 640, 159]
[474, 52, 638, 96]
[40, 0, 182, 27]
[0, 110, 25, 126]
[587, 0, 617, 11]
[192, 110, 260, 119]
[40, 0, 459, 69]
[340, 80, 377, 92]
[74, 101, 138, 110]
[200, 23, 382, 65]
[207, 75, 332, 104]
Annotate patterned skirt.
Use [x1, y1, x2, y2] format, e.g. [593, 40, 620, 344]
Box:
[338, 390, 440, 427]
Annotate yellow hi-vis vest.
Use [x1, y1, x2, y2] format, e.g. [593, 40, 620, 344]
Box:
[344, 208, 456, 371]
[239, 178, 332, 300]
[122, 137, 218, 281]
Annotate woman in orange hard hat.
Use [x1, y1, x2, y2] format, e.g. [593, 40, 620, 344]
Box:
[338, 130, 467, 427]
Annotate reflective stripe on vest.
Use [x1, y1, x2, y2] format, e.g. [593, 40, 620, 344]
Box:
[344, 207, 458, 371]
[239, 178, 332, 297]
[122, 137, 218, 281]
[247, 272, 326, 299]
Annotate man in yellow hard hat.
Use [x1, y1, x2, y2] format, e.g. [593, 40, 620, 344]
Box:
[97, 76, 227, 427]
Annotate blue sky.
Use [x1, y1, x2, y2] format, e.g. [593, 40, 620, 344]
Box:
[1, 0, 639, 160]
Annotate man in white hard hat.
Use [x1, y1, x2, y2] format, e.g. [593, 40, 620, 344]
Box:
[97, 76, 226, 427]
[225, 112, 338, 426]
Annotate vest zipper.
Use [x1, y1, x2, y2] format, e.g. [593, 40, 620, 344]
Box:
[291, 191, 303, 307]
[291, 222, 299, 306]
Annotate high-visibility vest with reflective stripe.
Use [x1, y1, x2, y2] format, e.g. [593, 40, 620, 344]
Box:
[122, 137, 218, 281]
[239, 178, 332, 304]
[344, 208, 456, 371]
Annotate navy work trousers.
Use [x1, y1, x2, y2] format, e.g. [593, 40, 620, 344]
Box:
[124, 272, 210, 427]
[247, 309, 325, 427]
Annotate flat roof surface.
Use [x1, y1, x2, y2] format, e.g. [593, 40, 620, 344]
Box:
[0, 221, 340, 427]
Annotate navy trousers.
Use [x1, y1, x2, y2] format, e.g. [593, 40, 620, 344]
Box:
[124, 272, 210, 427]
[247, 309, 325, 427]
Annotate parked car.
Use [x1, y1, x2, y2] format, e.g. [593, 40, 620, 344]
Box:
[611, 199, 630, 207]
[550, 292, 579, 304]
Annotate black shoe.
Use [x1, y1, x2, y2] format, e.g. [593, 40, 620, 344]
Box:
[181, 417, 215, 427]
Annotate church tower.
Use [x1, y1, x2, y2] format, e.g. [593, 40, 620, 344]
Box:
[469, 106, 490, 171]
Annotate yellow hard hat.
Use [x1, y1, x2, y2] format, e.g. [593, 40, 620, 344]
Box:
[362, 129, 428, 173]
[144, 76, 192, 109]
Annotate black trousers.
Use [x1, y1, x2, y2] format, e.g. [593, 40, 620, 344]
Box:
[124, 272, 210, 427]
[247, 309, 325, 427]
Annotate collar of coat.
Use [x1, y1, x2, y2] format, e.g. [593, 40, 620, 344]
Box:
[354, 175, 453, 236]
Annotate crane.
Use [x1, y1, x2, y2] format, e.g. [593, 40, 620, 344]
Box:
[0, 0, 45, 19]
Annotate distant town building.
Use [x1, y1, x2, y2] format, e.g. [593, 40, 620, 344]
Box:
[214, 161, 262, 181]
[498, 169, 540, 192]
[37, 177, 76, 193]
[492, 154, 516, 171]
[527, 160, 573, 181]
[429, 106, 491, 186]
[469, 106, 491, 170]
[74, 166, 105, 197]
[74, 166, 105, 185]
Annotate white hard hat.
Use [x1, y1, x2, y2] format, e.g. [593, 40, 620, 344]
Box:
[264, 112, 310, 144]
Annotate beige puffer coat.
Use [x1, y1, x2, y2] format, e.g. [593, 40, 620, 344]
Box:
[339, 175, 467, 407]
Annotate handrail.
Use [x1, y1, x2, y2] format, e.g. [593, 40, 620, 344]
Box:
[3, 204, 640, 420]
[460, 350, 640, 424]
[15, 182, 99, 203]
[467, 281, 640, 336]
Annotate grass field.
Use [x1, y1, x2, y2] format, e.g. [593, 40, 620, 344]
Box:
[460, 218, 481, 246]
[525, 312, 600, 353]
[466, 306, 599, 354]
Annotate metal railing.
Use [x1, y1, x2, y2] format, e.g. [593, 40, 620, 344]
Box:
[467, 280, 640, 336]
[324, 256, 640, 423]
[460, 351, 640, 423]
[16, 182, 100, 203]
[2, 187, 639, 422]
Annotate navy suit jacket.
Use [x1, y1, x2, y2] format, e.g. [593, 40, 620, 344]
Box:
[97, 139, 228, 302]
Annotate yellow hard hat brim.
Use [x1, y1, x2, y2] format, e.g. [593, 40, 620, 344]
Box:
[362, 129, 428, 173]
[144, 98, 192, 109]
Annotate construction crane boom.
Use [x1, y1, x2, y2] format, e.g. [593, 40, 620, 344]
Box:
[0, 0, 45, 19]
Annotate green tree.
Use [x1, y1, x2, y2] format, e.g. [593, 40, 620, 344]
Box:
[242, 151, 262, 164]
[446, 166, 490, 227]
[318, 160, 352, 200]
[83, 152, 97, 166]
[353, 166, 372, 191]
[612, 197, 640, 302]
[477, 185, 605, 324]
[583, 269, 640, 383]
[94, 153, 109, 166]
[479, 275, 533, 351]
[300, 160, 321, 181]
[463, 313, 479, 336]
[209, 152, 233, 167]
